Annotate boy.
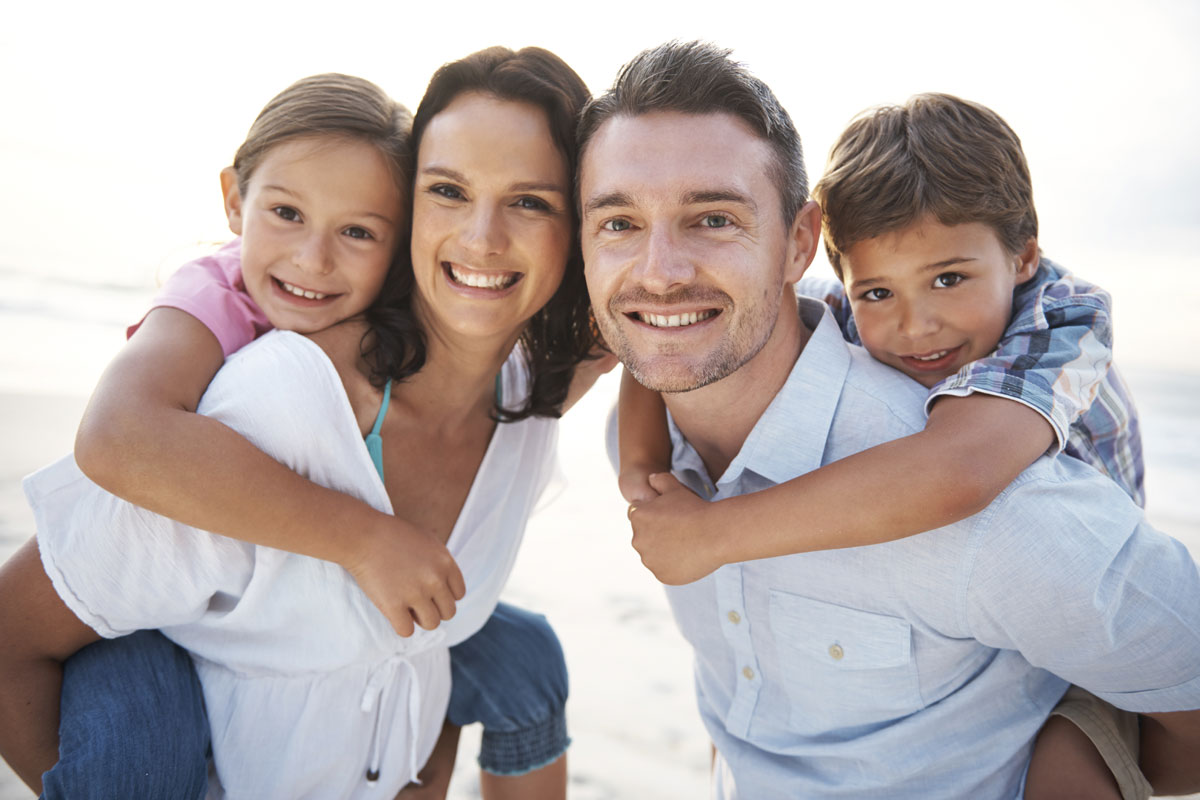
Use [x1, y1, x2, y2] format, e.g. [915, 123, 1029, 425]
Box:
[618, 92, 1150, 798]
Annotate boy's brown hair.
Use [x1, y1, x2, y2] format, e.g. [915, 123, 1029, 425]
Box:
[814, 93, 1037, 278]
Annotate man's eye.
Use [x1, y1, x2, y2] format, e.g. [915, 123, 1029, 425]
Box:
[344, 226, 373, 240]
[701, 214, 730, 228]
[273, 206, 301, 222]
[934, 272, 964, 288]
[862, 288, 891, 302]
[603, 218, 632, 232]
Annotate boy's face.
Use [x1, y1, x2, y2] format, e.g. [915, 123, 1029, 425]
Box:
[840, 217, 1038, 387]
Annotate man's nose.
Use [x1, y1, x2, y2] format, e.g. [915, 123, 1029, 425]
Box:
[293, 232, 334, 276]
[631, 225, 695, 294]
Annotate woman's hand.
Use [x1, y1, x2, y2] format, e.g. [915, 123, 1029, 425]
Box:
[341, 518, 466, 637]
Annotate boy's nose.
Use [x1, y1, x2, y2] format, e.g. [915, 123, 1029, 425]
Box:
[293, 233, 334, 276]
[631, 226, 695, 294]
[897, 300, 940, 339]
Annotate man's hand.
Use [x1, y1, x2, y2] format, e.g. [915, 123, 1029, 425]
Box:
[628, 472, 727, 585]
[340, 518, 466, 637]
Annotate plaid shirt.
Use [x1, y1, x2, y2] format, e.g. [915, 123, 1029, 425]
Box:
[798, 257, 1145, 506]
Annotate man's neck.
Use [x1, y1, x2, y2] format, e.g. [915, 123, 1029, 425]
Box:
[663, 296, 810, 482]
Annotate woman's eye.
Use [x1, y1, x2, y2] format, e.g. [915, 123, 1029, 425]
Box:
[602, 218, 632, 232]
[273, 206, 301, 222]
[701, 214, 730, 228]
[431, 184, 464, 200]
[934, 272, 964, 288]
[515, 196, 550, 212]
[862, 288, 892, 302]
[344, 226, 373, 241]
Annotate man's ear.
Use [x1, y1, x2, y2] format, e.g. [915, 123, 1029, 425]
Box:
[1014, 236, 1040, 284]
[220, 167, 244, 236]
[784, 200, 823, 284]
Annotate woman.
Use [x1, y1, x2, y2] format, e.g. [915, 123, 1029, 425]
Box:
[0, 47, 606, 799]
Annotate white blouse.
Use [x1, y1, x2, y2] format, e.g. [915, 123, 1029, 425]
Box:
[25, 330, 560, 799]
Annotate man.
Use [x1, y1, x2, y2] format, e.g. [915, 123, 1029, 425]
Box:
[578, 41, 1200, 798]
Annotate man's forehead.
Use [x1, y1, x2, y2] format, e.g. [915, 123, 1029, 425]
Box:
[581, 110, 774, 207]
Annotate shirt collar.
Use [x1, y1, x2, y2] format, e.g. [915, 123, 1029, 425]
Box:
[670, 296, 851, 489]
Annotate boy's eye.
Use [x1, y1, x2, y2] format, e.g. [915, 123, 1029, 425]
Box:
[514, 196, 550, 212]
[344, 226, 374, 241]
[602, 218, 632, 232]
[862, 288, 892, 302]
[934, 272, 965, 288]
[273, 206, 301, 222]
[701, 214, 730, 228]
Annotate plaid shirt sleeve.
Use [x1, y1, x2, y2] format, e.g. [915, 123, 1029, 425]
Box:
[925, 258, 1114, 454]
[796, 276, 860, 342]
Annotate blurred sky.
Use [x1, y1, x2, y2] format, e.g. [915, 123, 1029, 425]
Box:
[1, 0, 1197, 372]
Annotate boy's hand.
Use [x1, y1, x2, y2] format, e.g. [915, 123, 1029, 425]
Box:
[618, 462, 661, 503]
[341, 518, 466, 638]
[628, 473, 726, 585]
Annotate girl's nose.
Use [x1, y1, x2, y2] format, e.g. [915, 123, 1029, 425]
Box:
[293, 233, 334, 276]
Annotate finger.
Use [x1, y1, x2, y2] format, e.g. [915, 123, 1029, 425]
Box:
[432, 590, 458, 621]
[647, 472, 682, 493]
[389, 610, 417, 638]
[410, 602, 442, 632]
[448, 567, 467, 601]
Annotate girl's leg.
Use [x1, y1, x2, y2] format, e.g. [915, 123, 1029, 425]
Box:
[41, 630, 209, 800]
[447, 602, 570, 800]
[1024, 686, 1151, 800]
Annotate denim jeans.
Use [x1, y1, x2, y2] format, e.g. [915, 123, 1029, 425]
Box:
[42, 602, 568, 797]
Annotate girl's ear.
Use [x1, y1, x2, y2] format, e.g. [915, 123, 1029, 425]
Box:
[220, 167, 244, 236]
[1014, 237, 1040, 285]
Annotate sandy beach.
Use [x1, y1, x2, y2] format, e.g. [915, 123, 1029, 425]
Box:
[1, 357, 1198, 798]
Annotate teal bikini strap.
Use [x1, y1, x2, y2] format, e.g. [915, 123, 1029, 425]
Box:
[365, 379, 391, 481]
[494, 372, 502, 405]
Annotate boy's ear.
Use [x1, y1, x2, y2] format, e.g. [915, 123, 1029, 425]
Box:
[784, 200, 823, 284]
[220, 167, 244, 236]
[1014, 237, 1040, 285]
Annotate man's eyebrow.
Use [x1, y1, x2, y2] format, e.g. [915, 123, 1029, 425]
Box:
[583, 191, 635, 215]
[683, 190, 756, 211]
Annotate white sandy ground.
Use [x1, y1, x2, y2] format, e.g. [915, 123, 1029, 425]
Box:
[0, 365, 1197, 799]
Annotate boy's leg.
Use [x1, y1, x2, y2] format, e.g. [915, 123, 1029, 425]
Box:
[447, 602, 570, 796]
[1025, 685, 1151, 800]
[40, 630, 210, 800]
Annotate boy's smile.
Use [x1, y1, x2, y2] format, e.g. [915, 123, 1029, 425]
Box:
[840, 217, 1038, 387]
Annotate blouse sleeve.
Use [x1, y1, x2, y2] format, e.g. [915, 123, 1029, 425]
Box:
[925, 259, 1114, 453]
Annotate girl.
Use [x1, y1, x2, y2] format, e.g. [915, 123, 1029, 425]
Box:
[0, 50, 605, 799]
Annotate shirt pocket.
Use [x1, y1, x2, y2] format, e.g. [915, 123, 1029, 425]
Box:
[768, 590, 923, 734]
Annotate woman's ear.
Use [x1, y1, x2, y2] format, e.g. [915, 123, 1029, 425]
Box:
[220, 167, 244, 236]
[1014, 237, 1040, 284]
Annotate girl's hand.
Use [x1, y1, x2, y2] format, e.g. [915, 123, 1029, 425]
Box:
[341, 518, 466, 637]
[628, 473, 728, 585]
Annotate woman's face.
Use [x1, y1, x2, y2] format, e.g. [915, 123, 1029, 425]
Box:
[410, 92, 572, 348]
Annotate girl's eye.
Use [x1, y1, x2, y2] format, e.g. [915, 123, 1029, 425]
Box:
[862, 288, 892, 302]
[430, 184, 464, 200]
[701, 214, 730, 228]
[514, 196, 550, 212]
[934, 272, 965, 288]
[344, 226, 373, 241]
[602, 218, 632, 232]
[273, 206, 301, 222]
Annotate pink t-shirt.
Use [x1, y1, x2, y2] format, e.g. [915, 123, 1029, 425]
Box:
[127, 239, 272, 357]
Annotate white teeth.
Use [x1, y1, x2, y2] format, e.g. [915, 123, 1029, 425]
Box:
[449, 265, 517, 290]
[912, 350, 949, 361]
[281, 281, 327, 300]
[639, 310, 716, 328]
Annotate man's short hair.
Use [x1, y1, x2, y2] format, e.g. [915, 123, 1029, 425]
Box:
[814, 93, 1039, 278]
[577, 40, 808, 225]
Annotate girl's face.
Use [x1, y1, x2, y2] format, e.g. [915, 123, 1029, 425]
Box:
[223, 136, 405, 333]
[410, 92, 572, 348]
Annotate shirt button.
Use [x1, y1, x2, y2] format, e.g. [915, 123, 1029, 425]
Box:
[742, 666, 755, 680]
[727, 610, 741, 624]
[829, 643, 845, 661]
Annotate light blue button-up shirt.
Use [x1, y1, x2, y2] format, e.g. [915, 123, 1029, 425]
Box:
[616, 298, 1200, 799]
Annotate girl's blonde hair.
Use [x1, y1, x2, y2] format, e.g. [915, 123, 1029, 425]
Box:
[232, 73, 413, 199]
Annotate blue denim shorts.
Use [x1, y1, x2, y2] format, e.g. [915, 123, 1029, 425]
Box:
[42, 602, 568, 797]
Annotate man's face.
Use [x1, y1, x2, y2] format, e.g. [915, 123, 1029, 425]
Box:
[580, 111, 804, 393]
